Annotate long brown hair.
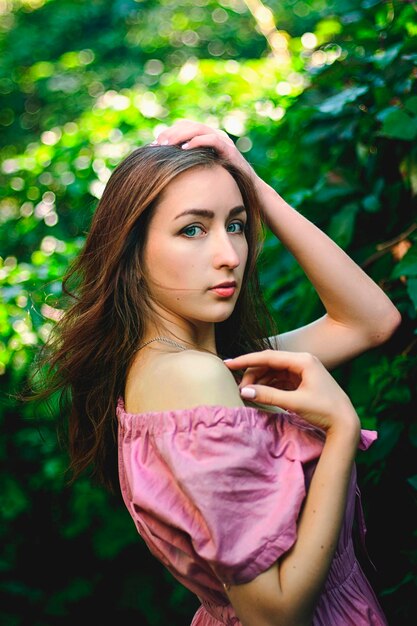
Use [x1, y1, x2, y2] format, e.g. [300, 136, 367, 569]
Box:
[32, 144, 277, 492]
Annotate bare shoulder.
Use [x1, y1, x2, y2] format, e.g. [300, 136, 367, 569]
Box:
[126, 350, 244, 413]
[159, 349, 231, 378]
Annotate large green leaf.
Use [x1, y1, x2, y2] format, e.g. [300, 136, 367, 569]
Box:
[380, 109, 417, 141]
[317, 86, 368, 115]
[328, 202, 359, 247]
[405, 96, 417, 116]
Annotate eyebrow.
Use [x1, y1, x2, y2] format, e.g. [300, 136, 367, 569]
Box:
[174, 205, 247, 220]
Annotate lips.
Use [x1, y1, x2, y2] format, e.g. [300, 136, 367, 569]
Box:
[210, 281, 237, 298]
[212, 281, 237, 289]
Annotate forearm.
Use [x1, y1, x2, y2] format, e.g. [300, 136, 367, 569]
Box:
[229, 420, 360, 626]
[255, 178, 400, 340]
[276, 422, 360, 623]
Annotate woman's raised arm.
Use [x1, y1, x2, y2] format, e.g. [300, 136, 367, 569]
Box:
[153, 120, 401, 371]
[249, 177, 401, 369]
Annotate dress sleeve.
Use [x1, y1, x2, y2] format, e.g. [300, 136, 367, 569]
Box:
[118, 403, 327, 586]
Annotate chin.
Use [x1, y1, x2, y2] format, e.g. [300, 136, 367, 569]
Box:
[181, 299, 238, 324]
[207, 307, 236, 324]
[188, 309, 234, 325]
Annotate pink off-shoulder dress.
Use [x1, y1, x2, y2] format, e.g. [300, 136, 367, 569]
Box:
[117, 399, 388, 626]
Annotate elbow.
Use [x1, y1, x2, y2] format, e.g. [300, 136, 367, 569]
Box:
[368, 305, 402, 347]
[388, 306, 403, 337]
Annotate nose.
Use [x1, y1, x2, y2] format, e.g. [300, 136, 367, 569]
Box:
[212, 230, 241, 270]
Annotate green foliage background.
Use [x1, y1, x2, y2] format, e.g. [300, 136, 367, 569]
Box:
[1, 1, 416, 624]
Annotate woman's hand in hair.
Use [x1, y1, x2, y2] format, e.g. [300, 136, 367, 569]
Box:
[225, 350, 360, 438]
[152, 119, 259, 184]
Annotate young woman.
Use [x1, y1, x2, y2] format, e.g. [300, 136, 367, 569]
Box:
[43, 120, 400, 625]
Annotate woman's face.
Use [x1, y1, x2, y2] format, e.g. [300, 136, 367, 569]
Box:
[143, 164, 249, 329]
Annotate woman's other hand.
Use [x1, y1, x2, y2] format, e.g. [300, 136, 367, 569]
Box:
[225, 350, 360, 437]
[152, 119, 258, 184]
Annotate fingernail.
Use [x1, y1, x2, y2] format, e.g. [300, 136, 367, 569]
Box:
[150, 140, 158, 146]
[240, 387, 256, 399]
[181, 142, 190, 149]
[223, 358, 233, 363]
[161, 139, 169, 145]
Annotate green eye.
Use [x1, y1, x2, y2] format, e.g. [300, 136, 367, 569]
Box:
[182, 225, 204, 237]
[227, 221, 245, 233]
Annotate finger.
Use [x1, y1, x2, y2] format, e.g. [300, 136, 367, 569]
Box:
[181, 134, 235, 158]
[225, 350, 311, 376]
[264, 371, 301, 389]
[181, 135, 255, 181]
[243, 371, 283, 386]
[260, 375, 295, 389]
[156, 121, 222, 146]
[239, 383, 298, 411]
[172, 119, 218, 133]
[238, 365, 269, 387]
[243, 373, 299, 391]
[161, 119, 210, 135]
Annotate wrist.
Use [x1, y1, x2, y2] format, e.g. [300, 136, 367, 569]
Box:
[253, 178, 291, 223]
[253, 175, 275, 197]
[326, 410, 361, 446]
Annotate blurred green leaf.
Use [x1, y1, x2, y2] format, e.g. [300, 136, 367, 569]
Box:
[328, 202, 359, 247]
[407, 475, 417, 491]
[0, 476, 29, 520]
[406, 278, 417, 310]
[380, 109, 417, 141]
[317, 86, 368, 115]
[405, 96, 417, 116]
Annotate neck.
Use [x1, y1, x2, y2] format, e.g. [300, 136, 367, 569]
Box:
[144, 320, 217, 354]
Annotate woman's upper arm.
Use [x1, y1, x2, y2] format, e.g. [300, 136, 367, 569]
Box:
[225, 561, 310, 626]
[270, 314, 385, 370]
[225, 564, 279, 626]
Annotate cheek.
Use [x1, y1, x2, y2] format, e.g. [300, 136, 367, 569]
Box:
[145, 238, 195, 286]
[240, 239, 249, 269]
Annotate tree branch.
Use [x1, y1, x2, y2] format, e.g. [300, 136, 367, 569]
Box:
[241, 0, 291, 65]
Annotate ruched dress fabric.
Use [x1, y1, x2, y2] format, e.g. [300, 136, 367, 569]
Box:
[117, 399, 388, 626]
